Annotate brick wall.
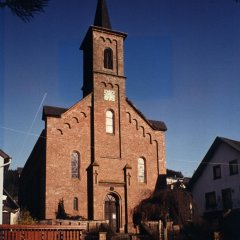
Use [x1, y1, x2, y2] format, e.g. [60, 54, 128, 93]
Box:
[20, 19, 166, 234]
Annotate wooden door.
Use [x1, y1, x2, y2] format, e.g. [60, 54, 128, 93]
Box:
[104, 194, 119, 231]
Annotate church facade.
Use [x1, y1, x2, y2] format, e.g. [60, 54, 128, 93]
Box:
[19, 0, 167, 232]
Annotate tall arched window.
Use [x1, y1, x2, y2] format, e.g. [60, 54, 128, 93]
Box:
[104, 48, 113, 69]
[106, 110, 114, 134]
[71, 152, 79, 178]
[73, 197, 78, 211]
[138, 157, 146, 183]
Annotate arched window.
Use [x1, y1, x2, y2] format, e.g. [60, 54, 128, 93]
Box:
[106, 110, 114, 134]
[104, 48, 113, 69]
[138, 157, 146, 183]
[71, 152, 79, 178]
[73, 197, 78, 211]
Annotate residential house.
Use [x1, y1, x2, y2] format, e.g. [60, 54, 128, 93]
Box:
[188, 137, 240, 219]
[0, 150, 11, 224]
[2, 188, 19, 224]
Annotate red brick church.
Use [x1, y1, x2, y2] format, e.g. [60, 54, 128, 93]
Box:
[19, 0, 167, 232]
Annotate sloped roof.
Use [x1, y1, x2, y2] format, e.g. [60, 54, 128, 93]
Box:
[42, 105, 68, 120]
[188, 137, 240, 191]
[3, 188, 19, 211]
[126, 98, 167, 131]
[42, 100, 167, 132]
[148, 120, 167, 131]
[0, 150, 11, 160]
[167, 169, 184, 178]
[221, 137, 240, 152]
[94, 0, 112, 29]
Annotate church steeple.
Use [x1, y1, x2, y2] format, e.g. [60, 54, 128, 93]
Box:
[81, 0, 127, 97]
[94, 0, 112, 29]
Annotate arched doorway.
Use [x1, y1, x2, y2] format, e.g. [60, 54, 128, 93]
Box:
[104, 193, 120, 231]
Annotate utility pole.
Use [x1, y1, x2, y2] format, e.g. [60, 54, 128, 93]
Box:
[0, 150, 11, 224]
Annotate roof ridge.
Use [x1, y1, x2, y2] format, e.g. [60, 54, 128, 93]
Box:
[188, 136, 240, 191]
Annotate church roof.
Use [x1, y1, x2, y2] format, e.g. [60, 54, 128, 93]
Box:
[188, 137, 240, 191]
[126, 98, 167, 132]
[42, 100, 167, 132]
[94, 0, 112, 29]
[148, 120, 167, 132]
[42, 105, 68, 120]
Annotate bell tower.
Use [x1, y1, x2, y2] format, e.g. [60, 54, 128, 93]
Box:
[80, 0, 127, 97]
[80, 0, 128, 159]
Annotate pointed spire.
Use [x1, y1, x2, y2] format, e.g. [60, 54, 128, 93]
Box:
[94, 0, 112, 29]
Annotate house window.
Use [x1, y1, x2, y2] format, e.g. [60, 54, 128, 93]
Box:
[138, 157, 146, 183]
[73, 197, 78, 211]
[104, 48, 113, 69]
[71, 152, 79, 178]
[229, 160, 238, 175]
[213, 165, 221, 180]
[106, 110, 114, 134]
[205, 191, 217, 209]
[222, 188, 232, 211]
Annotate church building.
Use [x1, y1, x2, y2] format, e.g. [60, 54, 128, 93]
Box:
[19, 0, 167, 232]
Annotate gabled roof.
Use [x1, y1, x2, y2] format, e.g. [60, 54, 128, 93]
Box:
[42, 100, 167, 132]
[94, 0, 112, 29]
[167, 169, 184, 178]
[188, 137, 240, 191]
[42, 105, 68, 120]
[126, 98, 167, 132]
[0, 150, 11, 160]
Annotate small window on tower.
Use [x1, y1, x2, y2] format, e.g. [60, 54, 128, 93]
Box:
[104, 48, 113, 69]
[106, 110, 114, 134]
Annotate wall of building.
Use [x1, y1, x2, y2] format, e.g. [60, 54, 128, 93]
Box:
[45, 95, 92, 220]
[19, 130, 46, 219]
[192, 142, 240, 215]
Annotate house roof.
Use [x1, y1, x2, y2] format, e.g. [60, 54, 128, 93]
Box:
[3, 188, 19, 211]
[126, 98, 167, 131]
[0, 150, 11, 160]
[167, 169, 184, 179]
[94, 0, 112, 29]
[188, 137, 240, 191]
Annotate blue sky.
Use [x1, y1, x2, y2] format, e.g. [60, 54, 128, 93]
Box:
[1, 0, 240, 177]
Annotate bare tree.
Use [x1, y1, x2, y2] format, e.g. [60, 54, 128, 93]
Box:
[133, 188, 194, 227]
[0, 0, 49, 22]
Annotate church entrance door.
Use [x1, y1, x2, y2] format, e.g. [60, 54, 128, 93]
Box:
[104, 193, 119, 232]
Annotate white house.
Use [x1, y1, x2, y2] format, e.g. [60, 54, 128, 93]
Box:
[0, 150, 11, 224]
[188, 137, 240, 219]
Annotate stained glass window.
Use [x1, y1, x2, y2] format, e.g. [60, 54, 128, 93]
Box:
[71, 152, 79, 178]
[138, 157, 146, 183]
